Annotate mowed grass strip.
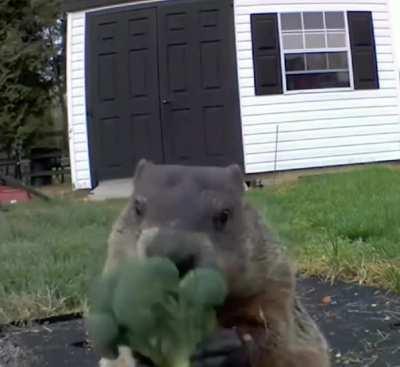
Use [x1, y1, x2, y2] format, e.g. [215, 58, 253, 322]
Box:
[248, 165, 400, 293]
[0, 199, 125, 324]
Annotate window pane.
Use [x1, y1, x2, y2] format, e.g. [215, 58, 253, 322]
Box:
[327, 32, 346, 47]
[283, 34, 304, 49]
[303, 12, 324, 29]
[325, 12, 345, 29]
[285, 54, 305, 71]
[306, 53, 327, 70]
[281, 13, 302, 30]
[305, 32, 326, 48]
[328, 52, 348, 69]
[286, 72, 350, 90]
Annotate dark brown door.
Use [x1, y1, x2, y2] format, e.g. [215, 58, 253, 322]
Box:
[87, 0, 243, 182]
[158, 0, 243, 166]
[87, 8, 163, 180]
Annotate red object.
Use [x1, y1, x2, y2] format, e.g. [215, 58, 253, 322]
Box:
[0, 185, 32, 204]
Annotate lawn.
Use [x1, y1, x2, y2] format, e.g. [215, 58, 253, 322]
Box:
[0, 164, 399, 324]
[247, 164, 400, 294]
[0, 199, 125, 324]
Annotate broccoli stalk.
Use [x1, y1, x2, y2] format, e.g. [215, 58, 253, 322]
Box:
[87, 257, 228, 367]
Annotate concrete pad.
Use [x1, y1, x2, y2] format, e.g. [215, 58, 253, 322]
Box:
[88, 178, 133, 201]
[89, 179, 249, 200]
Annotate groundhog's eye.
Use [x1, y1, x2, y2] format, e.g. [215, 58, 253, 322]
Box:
[134, 197, 146, 217]
[213, 209, 231, 231]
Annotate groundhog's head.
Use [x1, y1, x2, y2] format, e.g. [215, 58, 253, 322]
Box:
[130, 159, 247, 287]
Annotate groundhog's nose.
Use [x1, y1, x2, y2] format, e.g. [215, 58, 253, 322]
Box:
[144, 239, 198, 277]
[175, 254, 197, 278]
[143, 228, 202, 277]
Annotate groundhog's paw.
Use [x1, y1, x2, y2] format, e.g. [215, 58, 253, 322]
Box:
[189, 328, 251, 367]
[99, 358, 136, 367]
[99, 347, 137, 367]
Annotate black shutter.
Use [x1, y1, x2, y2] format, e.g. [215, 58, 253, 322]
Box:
[251, 13, 283, 95]
[347, 11, 379, 89]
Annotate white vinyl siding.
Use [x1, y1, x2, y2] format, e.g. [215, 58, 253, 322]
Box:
[67, 11, 91, 189]
[234, 0, 400, 174]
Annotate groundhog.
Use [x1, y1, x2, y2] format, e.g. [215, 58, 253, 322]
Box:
[99, 159, 331, 367]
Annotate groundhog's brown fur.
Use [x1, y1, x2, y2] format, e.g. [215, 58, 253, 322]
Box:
[100, 160, 330, 367]
[217, 200, 330, 367]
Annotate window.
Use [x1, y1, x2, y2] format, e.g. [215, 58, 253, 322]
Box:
[279, 11, 351, 91]
[250, 11, 379, 96]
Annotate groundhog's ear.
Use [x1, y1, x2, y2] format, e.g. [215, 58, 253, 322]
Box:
[133, 158, 152, 182]
[226, 164, 244, 192]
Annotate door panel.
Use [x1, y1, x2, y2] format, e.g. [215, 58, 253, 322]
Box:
[158, 3, 201, 164]
[158, 0, 243, 167]
[124, 9, 164, 172]
[87, 8, 163, 181]
[89, 12, 126, 179]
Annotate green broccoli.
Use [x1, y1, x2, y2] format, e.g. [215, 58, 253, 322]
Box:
[87, 257, 228, 367]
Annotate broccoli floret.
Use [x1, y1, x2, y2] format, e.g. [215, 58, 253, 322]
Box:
[87, 257, 227, 367]
[179, 268, 228, 307]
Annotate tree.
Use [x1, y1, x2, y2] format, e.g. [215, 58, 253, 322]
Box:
[45, 12, 68, 152]
[0, 0, 65, 171]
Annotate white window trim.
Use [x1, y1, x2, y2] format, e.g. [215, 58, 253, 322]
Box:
[277, 11, 354, 95]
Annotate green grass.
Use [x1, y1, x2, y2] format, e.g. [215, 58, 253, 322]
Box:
[1, 164, 400, 323]
[248, 165, 400, 293]
[0, 199, 125, 324]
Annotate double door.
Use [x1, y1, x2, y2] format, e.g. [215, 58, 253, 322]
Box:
[87, 0, 243, 180]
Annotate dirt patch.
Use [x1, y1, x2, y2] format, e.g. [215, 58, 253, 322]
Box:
[247, 162, 400, 189]
[36, 183, 89, 200]
[1, 278, 399, 367]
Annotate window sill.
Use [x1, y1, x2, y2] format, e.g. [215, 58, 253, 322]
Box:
[283, 86, 353, 95]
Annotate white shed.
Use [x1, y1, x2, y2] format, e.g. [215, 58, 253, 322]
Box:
[389, 0, 400, 75]
[64, 0, 400, 189]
